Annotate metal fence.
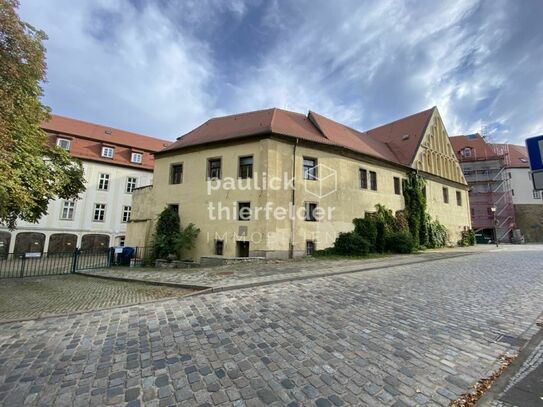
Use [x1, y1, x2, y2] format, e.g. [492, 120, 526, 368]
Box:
[0, 247, 154, 279]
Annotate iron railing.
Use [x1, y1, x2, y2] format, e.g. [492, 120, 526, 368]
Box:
[0, 247, 154, 279]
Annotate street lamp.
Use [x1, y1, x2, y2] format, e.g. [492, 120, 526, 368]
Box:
[490, 206, 498, 247]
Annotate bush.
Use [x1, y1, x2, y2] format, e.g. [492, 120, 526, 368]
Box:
[313, 248, 336, 257]
[153, 207, 200, 260]
[333, 232, 370, 256]
[385, 231, 414, 254]
[458, 229, 475, 246]
[427, 218, 448, 248]
[353, 217, 377, 251]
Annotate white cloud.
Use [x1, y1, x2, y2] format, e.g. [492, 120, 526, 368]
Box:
[18, 0, 543, 144]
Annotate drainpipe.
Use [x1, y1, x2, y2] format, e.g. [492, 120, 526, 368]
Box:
[289, 138, 299, 258]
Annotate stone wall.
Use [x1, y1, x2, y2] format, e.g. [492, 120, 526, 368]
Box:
[515, 204, 543, 242]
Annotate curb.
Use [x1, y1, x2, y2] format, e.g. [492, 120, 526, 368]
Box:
[79, 251, 476, 294]
[477, 318, 543, 406]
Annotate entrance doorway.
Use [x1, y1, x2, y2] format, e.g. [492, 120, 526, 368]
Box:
[236, 241, 249, 257]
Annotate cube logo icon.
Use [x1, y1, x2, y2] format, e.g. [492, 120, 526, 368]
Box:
[304, 163, 337, 198]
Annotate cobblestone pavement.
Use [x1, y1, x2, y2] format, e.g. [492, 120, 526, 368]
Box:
[1, 248, 542, 407]
[83, 245, 496, 290]
[0, 275, 193, 322]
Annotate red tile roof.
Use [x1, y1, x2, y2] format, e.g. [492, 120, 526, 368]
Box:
[42, 115, 171, 170]
[159, 107, 437, 167]
[450, 134, 529, 168]
[494, 143, 530, 168]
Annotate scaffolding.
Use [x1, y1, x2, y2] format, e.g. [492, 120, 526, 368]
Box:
[460, 141, 515, 242]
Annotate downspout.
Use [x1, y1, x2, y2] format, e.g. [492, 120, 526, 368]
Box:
[289, 138, 299, 258]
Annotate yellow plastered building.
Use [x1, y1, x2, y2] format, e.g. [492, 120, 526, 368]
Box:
[126, 107, 471, 260]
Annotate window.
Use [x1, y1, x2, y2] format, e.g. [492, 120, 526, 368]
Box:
[359, 169, 368, 189]
[422, 186, 427, 199]
[101, 146, 114, 158]
[122, 206, 131, 222]
[126, 177, 137, 193]
[170, 164, 183, 184]
[168, 204, 179, 213]
[456, 191, 462, 206]
[118, 236, 125, 247]
[98, 173, 110, 191]
[56, 138, 71, 152]
[393, 177, 401, 195]
[131, 152, 143, 164]
[303, 158, 317, 180]
[461, 147, 472, 157]
[237, 202, 251, 221]
[208, 158, 221, 180]
[369, 171, 377, 191]
[239, 156, 253, 179]
[533, 190, 541, 199]
[512, 189, 515, 196]
[60, 201, 75, 220]
[93, 204, 106, 222]
[215, 240, 224, 256]
[443, 187, 449, 204]
[304, 202, 318, 222]
[306, 240, 315, 256]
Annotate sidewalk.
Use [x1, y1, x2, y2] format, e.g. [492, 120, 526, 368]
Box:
[81, 244, 496, 291]
[480, 325, 543, 407]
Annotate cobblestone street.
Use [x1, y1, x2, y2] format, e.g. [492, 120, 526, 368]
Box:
[0, 275, 193, 322]
[0, 248, 542, 406]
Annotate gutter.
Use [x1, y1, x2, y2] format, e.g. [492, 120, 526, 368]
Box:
[290, 138, 299, 258]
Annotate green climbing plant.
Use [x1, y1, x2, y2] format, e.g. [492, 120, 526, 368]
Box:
[402, 172, 428, 248]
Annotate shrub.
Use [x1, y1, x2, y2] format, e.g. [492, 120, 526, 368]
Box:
[313, 248, 336, 257]
[153, 207, 200, 260]
[458, 229, 475, 246]
[353, 217, 377, 251]
[333, 232, 370, 256]
[427, 218, 448, 248]
[385, 231, 414, 254]
[375, 219, 386, 253]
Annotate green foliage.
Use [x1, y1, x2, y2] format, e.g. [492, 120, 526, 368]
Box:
[0, 0, 85, 229]
[458, 229, 475, 246]
[353, 217, 377, 251]
[385, 231, 414, 254]
[153, 207, 200, 260]
[427, 217, 449, 248]
[402, 172, 428, 247]
[332, 232, 370, 256]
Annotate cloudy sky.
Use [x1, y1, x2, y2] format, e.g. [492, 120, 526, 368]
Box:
[19, 0, 543, 144]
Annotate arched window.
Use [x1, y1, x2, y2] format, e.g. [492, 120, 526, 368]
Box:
[14, 232, 45, 255]
[0, 231, 11, 258]
[81, 234, 110, 251]
[48, 233, 78, 254]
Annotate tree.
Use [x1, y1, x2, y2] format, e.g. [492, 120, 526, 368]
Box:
[0, 0, 85, 229]
[153, 207, 200, 260]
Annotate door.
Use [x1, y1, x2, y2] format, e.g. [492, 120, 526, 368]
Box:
[236, 241, 249, 257]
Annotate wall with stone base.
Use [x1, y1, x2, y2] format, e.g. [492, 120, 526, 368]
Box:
[515, 204, 543, 242]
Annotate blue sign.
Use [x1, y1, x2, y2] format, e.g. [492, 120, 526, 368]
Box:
[525, 135, 543, 171]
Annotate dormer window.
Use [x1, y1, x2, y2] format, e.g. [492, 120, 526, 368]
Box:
[461, 147, 472, 157]
[519, 158, 528, 163]
[131, 152, 143, 164]
[56, 138, 71, 152]
[101, 146, 114, 158]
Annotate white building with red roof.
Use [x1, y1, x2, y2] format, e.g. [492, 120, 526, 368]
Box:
[0, 115, 170, 255]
